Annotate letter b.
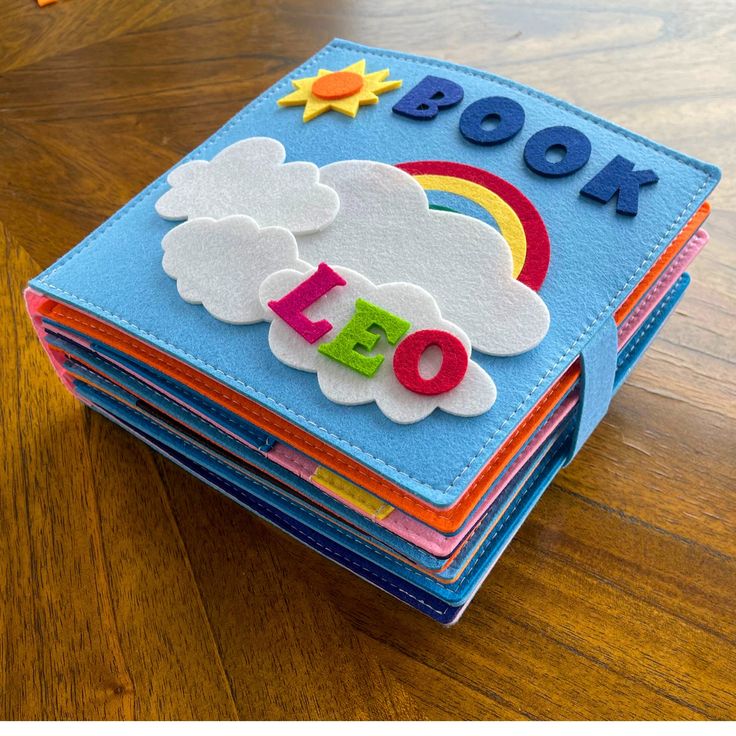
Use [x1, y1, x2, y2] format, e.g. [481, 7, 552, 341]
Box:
[393, 75, 465, 121]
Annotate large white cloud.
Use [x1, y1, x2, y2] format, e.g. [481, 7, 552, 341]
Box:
[295, 161, 549, 356]
[156, 140, 550, 422]
[162, 216, 309, 324]
[259, 265, 497, 424]
[155, 137, 340, 235]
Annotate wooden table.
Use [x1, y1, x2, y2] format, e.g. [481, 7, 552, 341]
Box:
[1, 0, 734, 720]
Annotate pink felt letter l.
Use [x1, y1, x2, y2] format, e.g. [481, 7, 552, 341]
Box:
[267, 262, 347, 344]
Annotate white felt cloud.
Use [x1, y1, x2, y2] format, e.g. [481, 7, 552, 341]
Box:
[162, 216, 309, 324]
[155, 137, 340, 235]
[296, 161, 550, 356]
[259, 265, 497, 424]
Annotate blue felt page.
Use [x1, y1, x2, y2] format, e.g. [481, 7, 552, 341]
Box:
[30, 39, 719, 508]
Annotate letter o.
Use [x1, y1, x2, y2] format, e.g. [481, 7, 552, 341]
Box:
[392, 329, 469, 396]
[523, 125, 592, 177]
[459, 96, 525, 146]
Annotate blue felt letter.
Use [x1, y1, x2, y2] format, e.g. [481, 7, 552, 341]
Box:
[580, 155, 659, 216]
[523, 125, 592, 178]
[392, 75, 464, 120]
[459, 96, 525, 146]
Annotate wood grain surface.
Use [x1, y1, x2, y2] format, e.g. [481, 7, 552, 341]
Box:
[1, 0, 734, 721]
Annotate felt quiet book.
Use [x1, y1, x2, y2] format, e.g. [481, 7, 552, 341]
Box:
[26, 40, 720, 623]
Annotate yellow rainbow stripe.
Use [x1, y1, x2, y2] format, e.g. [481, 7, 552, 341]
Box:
[412, 173, 527, 278]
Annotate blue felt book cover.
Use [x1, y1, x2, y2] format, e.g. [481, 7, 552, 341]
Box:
[30, 39, 720, 508]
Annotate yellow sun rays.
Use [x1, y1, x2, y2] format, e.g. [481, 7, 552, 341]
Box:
[277, 60, 402, 122]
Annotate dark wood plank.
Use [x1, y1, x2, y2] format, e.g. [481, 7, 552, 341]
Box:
[1, 0, 734, 720]
[0, 227, 239, 719]
[0, 0, 223, 74]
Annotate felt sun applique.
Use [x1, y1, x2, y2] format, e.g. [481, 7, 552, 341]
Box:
[277, 60, 402, 122]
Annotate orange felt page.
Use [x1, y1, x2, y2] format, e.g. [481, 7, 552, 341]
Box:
[37, 203, 708, 533]
[615, 202, 709, 321]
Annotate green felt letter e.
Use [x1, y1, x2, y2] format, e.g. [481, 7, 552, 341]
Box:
[318, 299, 411, 377]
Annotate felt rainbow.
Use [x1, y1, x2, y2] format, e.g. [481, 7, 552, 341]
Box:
[396, 161, 550, 291]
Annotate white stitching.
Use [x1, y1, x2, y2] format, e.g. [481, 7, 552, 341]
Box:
[75, 335, 562, 565]
[114, 352, 274, 452]
[333, 41, 714, 171]
[615, 278, 684, 368]
[442, 283, 686, 587]
[74, 355, 563, 595]
[37, 39, 714, 497]
[67, 358, 269, 454]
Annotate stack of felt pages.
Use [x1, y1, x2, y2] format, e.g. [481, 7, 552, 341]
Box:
[26, 41, 720, 623]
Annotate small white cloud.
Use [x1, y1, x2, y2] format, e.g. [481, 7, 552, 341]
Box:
[155, 137, 340, 235]
[259, 265, 497, 424]
[162, 216, 309, 324]
[296, 161, 550, 356]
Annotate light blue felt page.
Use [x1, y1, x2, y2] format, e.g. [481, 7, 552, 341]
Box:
[30, 39, 720, 508]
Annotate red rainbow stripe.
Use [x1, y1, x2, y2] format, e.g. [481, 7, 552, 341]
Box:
[396, 160, 550, 291]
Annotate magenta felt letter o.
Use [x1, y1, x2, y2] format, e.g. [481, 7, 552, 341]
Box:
[392, 329, 468, 395]
[267, 262, 346, 344]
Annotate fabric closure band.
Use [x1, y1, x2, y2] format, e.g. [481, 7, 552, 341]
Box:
[565, 315, 619, 464]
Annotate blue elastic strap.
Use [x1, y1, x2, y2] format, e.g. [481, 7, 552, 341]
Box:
[566, 315, 618, 464]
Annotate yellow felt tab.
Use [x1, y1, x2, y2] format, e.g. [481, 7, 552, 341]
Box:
[312, 467, 393, 520]
[412, 174, 527, 278]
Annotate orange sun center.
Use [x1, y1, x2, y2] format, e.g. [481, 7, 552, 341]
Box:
[311, 71, 364, 100]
